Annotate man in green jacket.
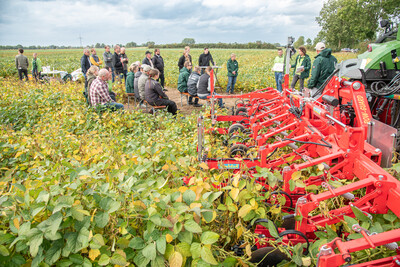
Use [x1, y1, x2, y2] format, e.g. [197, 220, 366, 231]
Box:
[178, 61, 192, 93]
[226, 53, 239, 94]
[307, 42, 337, 89]
[32, 53, 42, 82]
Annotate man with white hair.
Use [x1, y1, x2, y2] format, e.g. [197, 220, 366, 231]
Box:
[138, 64, 152, 100]
[90, 69, 124, 111]
[307, 42, 337, 89]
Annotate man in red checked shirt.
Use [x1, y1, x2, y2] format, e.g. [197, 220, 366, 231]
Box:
[89, 69, 124, 111]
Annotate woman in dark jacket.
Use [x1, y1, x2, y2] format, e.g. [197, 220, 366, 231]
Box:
[290, 46, 311, 92]
[145, 69, 177, 116]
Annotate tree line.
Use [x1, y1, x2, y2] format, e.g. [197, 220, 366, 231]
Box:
[316, 0, 399, 50]
[0, 41, 281, 50]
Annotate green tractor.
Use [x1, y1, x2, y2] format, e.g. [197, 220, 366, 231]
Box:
[358, 19, 400, 89]
[344, 19, 400, 90]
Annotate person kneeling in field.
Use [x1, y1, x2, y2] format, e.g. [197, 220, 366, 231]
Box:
[187, 66, 202, 107]
[197, 66, 224, 108]
[145, 69, 177, 116]
[90, 69, 124, 111]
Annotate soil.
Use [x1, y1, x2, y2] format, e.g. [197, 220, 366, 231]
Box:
[123, 86, 239, 115]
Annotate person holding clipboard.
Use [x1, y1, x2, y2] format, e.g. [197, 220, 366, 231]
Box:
[290, 46, 311, 92]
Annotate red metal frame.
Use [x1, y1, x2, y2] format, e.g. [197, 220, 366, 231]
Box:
[196, 73, 400, 266]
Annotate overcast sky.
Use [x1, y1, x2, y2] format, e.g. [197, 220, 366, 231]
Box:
[0, 0, 324, 46]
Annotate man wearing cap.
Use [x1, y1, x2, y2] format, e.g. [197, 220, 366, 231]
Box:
[138, 64, 152, 101]
[307, 42, 337, 89]
[142, 51, 154, 68]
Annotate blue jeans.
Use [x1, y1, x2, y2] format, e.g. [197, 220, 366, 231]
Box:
[199, 94, 223, 108]
[111, 67, 115, 83]
[105, 102, 124, 111]
[275, 72, 283, 92]
[226, 76, 237, 93]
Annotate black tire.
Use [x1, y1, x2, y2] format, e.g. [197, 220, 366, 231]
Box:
[228, 123, 246, 135]
[235, 107, 248, 115]
[281, 214, 296, 230]
[229, 144, 248, 157]
[250, 247, 290, 266]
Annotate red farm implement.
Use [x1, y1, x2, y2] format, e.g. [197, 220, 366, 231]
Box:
[196, 62, 400, 265]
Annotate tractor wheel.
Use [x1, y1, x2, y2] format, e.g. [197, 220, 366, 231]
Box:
[228, 123, 246, 135]
[229, 144, 248, 157]
[235, 107, 248, 115]
[250, 247, 290, 266]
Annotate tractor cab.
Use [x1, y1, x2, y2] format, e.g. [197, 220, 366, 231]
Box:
[347, 20, 400, 88]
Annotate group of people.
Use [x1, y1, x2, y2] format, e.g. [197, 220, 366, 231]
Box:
[177, 46, 239, 95]
[14, 42, 336, 116]
[15, 48, 42, 81]
[81, 46, 178, 115]
[80, 45, 236, 114]
[272, 42, 337, 92]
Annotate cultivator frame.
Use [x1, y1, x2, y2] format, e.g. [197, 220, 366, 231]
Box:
[196, 69, 400, 266]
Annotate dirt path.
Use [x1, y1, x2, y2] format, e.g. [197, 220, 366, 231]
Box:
[123, 86, 238, 115]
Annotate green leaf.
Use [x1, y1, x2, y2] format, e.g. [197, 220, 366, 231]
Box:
[190, 242, 201, 259]
[110, 253, 127, 265]
[95, 212, 109, 228]
[0, 245, 10, 256]
[176, 242, 191, 257]
[98, 254, 110, 266]
[90, 234, 105, 249]
[184, 219, 202, 233]
[267, 172, 277, 188]
[201, 246, 218, 265]
[201, 231, 219, 245]
[202, 211, 215, 223]
[69, 254, 84, 264]
[222, 257, 238, 266]
[351, 206, 370, 222]
[344, 215, 359, 230]
[178, 231, 193, 245]
[151, 255, 165, 267]
[129, 237, 146, 250]
[268, 220, 279, 238]
[134, 252, 151, 267]
[183, 190, 196, 205]
[71, 206, 89, 221]
[164, 244, 175, 260]
[156, 236, 166, 254]
[238, 204, 252, 218]
[37, 212, 62, 240]
[108, 201, 121, 213]
[142, 242, 157, 261]
[289, 179, 295, 191]
[28, 229, 43, 257]
[173, 222, 183, 234]
[36, 190, 50, 203]
[44, 239, 63, 265]
[325, 225, 338, 239]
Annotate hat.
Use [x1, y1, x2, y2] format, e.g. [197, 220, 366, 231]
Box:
[142, 64, 152, 72]
[315, 42, 326, 51]
[145, 51, 152, 55]
[133, 61, 141, 66]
